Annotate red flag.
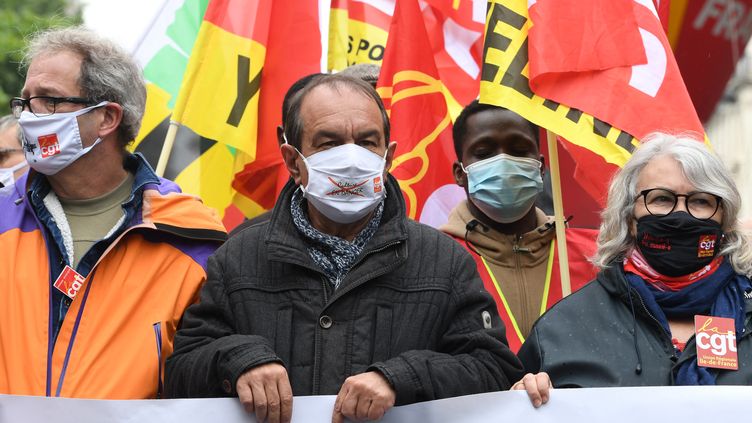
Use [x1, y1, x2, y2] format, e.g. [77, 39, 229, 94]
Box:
[231, 0, 324, 214]
[528, 0, 704, 141]
[377, 0, 460, 225]
[422, 0, 486, 108]
[526, 0, 704, 205]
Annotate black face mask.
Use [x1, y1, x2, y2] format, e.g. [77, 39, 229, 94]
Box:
[635, 212, 724, 277]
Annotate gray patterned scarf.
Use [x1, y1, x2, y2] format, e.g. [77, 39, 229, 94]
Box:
[291, 189, 384, 289]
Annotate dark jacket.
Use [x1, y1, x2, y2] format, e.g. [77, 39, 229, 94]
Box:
[165, 175, 523, 404]
[518, 263, 752, 386]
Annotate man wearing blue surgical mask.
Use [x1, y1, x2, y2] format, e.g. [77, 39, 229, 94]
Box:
[166, 74, 525, 423]
[440, 100, 597, 353]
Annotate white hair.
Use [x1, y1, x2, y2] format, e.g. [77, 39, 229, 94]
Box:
[22, 26, 146, 146]
[0, 115, 22, 146]
[594, 132, 752, 277]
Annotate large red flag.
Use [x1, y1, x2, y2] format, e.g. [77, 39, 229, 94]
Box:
[480, 0, 705, 206]
[231, 0, 325, 215]
[528, 0, 704, 142]
[528, 0, 704, 203]
[377, 0, 460, 226]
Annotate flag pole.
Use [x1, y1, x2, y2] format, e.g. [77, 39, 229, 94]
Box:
[155, 121, 179, 177]
[546, 130, 571, 296]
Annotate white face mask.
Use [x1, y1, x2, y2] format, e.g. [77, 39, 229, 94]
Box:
[18, 102, 108, 175]
[0, 161, 28, 188]
[297, 143, 387, 224]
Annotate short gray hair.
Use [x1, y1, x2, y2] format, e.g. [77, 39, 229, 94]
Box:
[339, 63, 381, 88]
[283, 73, 390, 150]
[22, 27, 146, 146]
[0, 115, 22, 147]
[594, 132, 752, 277]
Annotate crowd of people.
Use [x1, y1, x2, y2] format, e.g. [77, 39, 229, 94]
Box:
[1, 26, 751, 423]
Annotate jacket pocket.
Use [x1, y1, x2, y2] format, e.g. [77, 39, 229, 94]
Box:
[152, 322, 163, 399]
[275, 307, 293, 366]
[371, 306, 392, 363]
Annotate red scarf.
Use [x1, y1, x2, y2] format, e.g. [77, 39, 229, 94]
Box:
[624, 249, 724, 291]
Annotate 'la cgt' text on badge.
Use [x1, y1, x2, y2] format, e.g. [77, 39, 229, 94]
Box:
[694, 315, 738, 370]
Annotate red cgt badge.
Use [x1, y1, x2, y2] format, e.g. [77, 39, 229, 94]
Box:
[53, 265, 85, 300]
[694, 315, 738, 370]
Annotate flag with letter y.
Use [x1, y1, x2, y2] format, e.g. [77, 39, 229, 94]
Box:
[168, 0, 271, 222]
[376, 0, 460, 226]
[480, 0, 705, 202]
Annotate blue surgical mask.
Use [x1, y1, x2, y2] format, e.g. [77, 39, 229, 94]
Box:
[462, 153, 543, 223]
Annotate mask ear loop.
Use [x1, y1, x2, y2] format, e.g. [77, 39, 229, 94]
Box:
[283, 132, 311, 195]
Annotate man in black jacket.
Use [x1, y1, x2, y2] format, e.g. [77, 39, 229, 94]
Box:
[165, 74, 523, 423]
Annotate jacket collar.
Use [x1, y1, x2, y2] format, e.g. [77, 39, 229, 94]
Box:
[24, 153, 158, 208]
[24, 153, 225, 240]
[265, 173, 408, 267]
[440, 200, 555, 266]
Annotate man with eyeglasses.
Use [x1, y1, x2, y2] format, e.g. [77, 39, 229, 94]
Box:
[0, 115, 28, 188]
[0, 27, 226, 399]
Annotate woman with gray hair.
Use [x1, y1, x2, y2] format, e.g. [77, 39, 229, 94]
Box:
[513, 132, 752, 403]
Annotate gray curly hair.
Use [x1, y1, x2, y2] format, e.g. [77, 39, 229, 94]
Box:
[22, 26, 146, 146]
[594, 132, 752, 277]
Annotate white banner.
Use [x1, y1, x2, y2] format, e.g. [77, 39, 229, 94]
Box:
[1, 386, 749, 422]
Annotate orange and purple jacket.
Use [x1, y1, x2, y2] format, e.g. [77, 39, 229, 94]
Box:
[0, 155, 226, 399]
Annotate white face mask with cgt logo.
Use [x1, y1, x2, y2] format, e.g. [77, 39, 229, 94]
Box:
[18, 101, 108, 175]
[296, 143, 387, 224]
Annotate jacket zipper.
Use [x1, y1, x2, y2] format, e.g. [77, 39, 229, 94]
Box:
[152, 322, 164, 399]
[26, 198, 57, 397]
[512, 237, 528, 334]
[55, 268, 98, 396]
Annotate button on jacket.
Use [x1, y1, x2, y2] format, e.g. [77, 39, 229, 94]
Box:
[166, 175, 524, 404]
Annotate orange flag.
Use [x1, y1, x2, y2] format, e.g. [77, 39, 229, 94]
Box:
[377, 0, 461, 226]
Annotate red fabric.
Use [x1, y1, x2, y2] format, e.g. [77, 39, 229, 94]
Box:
[673, 0, 752, 121]
[653, 0, 671, 34]
[204, 0, 270, 40]
[376, 0, 456, 220]
[549, 228, 600, 302]
[231, 0, 322, 211]
[529, 0, 645, 74]
[422, 0, 485, 107]
[624, 249, 724, 291]
[528, 0, 703, 141]
[672, 338, 686, 352]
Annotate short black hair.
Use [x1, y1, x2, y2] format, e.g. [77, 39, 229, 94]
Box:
[452, 100, 539, 161]
[283, 74, 390, 150]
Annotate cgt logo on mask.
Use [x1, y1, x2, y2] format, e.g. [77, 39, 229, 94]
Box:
[697, 234, 718, 258]
[38, 134, 61, 158]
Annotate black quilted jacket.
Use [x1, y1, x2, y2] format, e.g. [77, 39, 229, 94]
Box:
[165, 175, 524, 404]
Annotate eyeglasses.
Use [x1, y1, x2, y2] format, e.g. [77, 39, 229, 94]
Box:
[10, 96, 95, 119]
[636, 188, 722, 220]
